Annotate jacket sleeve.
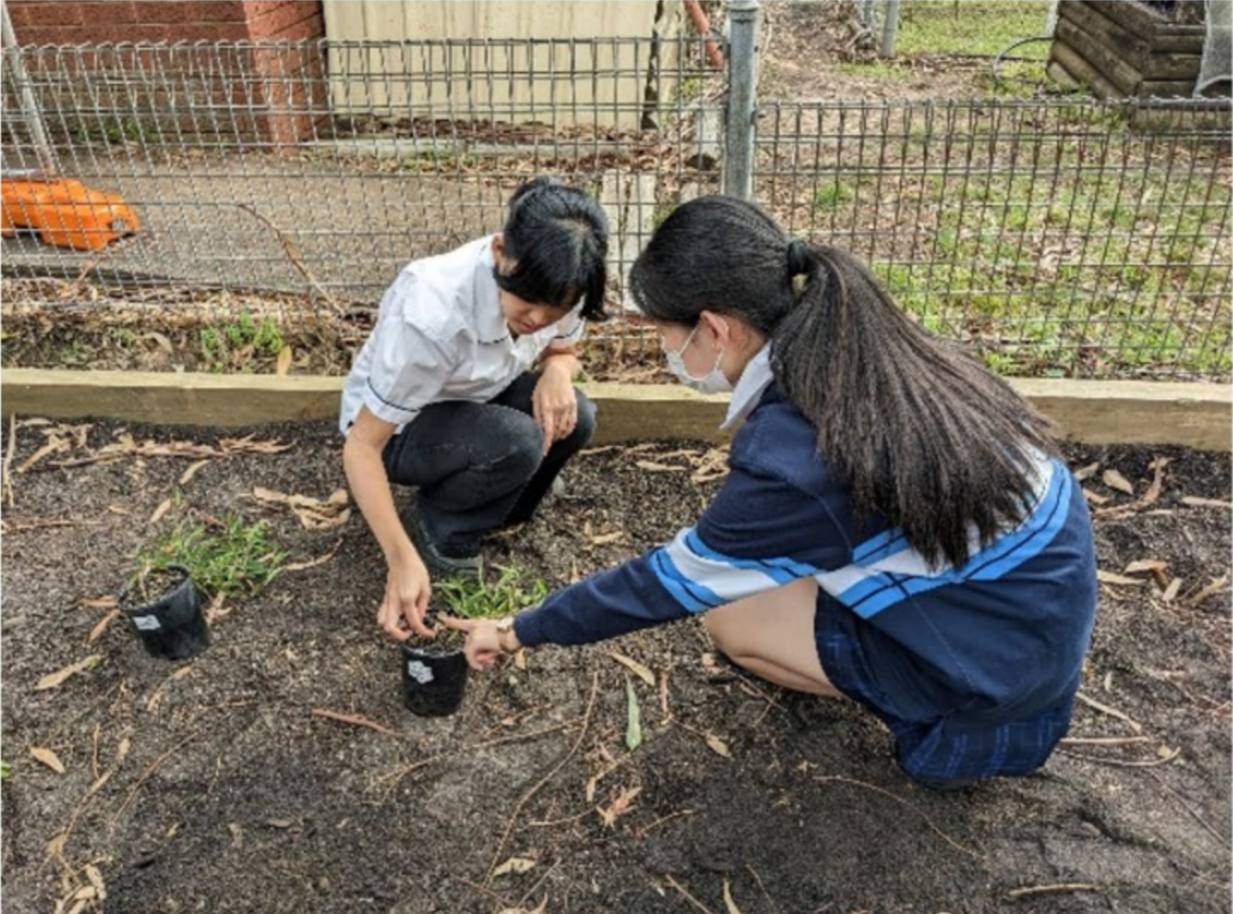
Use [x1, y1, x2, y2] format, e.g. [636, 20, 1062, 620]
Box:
[513, 462, 854, 647]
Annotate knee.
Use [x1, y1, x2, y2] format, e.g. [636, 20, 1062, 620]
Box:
[702, 610, 742, 657]
[498, 411, 545, 478]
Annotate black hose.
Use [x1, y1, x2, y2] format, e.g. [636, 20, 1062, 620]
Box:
[992, 35, 1054, 89]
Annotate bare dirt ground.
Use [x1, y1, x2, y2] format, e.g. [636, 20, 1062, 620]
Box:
[2, 418, 1229, 914]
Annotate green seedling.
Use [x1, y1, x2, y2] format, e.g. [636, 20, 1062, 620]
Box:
[132, 514, 288, 602]
[429, 565, 550, 649]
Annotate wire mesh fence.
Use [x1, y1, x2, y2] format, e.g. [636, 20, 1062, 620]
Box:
[2, 34, 1231, 380]
[2, 37, 724, 310]
[757, 98, 1232, 378]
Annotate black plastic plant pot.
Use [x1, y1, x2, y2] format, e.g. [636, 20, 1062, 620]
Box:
[120, 564, 211, 662]
[401, 643, 469, 717]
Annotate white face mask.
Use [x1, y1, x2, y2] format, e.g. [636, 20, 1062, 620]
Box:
[664, 322, 733, 394]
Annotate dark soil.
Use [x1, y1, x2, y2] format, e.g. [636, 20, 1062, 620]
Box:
[2, 419, 1230, 914]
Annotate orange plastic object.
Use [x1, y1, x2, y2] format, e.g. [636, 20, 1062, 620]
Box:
[1, 176, 140, 251]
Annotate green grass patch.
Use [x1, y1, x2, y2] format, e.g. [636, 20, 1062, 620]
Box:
[134, 514, 288, 600]
[813, 180, 854, 210]
[894, 1, 1051, 58]
[199, 312, 287, 373]
[837, 61, 915, 81]
[435, 565, 549, 621]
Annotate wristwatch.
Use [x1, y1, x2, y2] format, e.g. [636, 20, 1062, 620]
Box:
[495, 614, 518, 652]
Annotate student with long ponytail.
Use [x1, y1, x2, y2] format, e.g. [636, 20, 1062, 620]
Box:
[446, 196, 1097, 790]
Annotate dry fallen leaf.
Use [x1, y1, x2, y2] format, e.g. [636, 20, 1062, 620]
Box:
[1102, 469, 1135, 495]
[78, 596, 118, 610]
[148, 498, 173, 525]
[1082, 488, 1110, 506]
[275, 345, 293, 377]
[84, 864, 106, 900]
[598, 786, 642, 828]
[283, 539, 343, 573]
[253, 487, 351, 531]
[178, 459, 211, 486]
[1073, 462, 1100, 482]
[635, 461, 688, 473]
[1097, 570, 1145, 587]
[1182, 496, 1233, 509]
[723, 878, 745, 914]
[1162, 578, 1184, 603]
[492, 856, 536, 877]
[1183, 575, 1229, 609]
[589, 531, 624, 546]
[610, 652, 655, 687]
[142, 331, 174, 354]
[35, 655, 102, 691]
[705, 733, 732, 758]
[16, 434, 71, 474]
[87, 609, 121, 643]
[29, 746, 66, 774]
[1124, 560, 1168, 575]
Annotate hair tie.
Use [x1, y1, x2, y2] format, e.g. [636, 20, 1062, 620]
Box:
[787, 239, 814, 276]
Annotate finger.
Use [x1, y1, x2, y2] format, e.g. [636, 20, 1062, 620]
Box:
[416, 585, 435, 636]
[404, 601, 435, 640]
[540, 410, 556, 455]
[441, 615, 477, 632]
[531, 387, 543, 427]
[558, 406, 576, 440]
[464, 639, 484, 671]
[383, 609, 411, 642]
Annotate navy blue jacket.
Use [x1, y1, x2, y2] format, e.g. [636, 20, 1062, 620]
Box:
[515, 384, 1098, 728]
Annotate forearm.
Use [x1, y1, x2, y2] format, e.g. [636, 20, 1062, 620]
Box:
[343, 435, 416, 565]
[538, 349, 580, 379]
[514, 549, 691, 647]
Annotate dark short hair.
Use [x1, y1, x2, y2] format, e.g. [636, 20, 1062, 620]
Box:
[496, 177, 610, 321]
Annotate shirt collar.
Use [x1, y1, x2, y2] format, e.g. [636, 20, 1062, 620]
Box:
[721, 344, 774, 430]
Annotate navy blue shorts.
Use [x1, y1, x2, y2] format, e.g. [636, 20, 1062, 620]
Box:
[814, 609, 1074, 784]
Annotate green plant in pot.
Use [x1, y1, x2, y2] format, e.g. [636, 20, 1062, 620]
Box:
[401, 565, 549, 718]
[122, 514, 287, 662]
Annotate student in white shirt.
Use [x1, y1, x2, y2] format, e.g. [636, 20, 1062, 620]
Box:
[341, 177, 609, 642]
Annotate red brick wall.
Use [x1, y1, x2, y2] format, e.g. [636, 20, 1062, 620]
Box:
[8, 1, 324, 45]
[7, 2, 327, 146]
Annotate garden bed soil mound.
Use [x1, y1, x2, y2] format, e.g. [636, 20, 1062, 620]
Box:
[2, 418, 1229, 913]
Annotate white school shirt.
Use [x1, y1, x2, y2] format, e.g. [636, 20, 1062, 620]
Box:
[339, 235, 585, 435]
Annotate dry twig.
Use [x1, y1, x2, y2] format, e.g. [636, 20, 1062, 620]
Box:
[311, 708, 397, 736]
[1007, 883, 1099, 899]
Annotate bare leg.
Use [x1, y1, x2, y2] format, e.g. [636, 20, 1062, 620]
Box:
[702, 577, 843, 698]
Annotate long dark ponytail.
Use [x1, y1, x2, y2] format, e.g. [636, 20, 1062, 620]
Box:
[498, 176, 610, 321]
[630, 195, 1059, 569]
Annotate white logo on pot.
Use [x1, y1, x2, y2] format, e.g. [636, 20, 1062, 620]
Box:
[405, 660, 435, 684]
[132, 615, 162, 631]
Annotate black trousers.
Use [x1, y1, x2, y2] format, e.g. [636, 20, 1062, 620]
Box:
[382, 371, 596, 557]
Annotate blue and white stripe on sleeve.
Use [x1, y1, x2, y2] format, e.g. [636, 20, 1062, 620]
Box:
[651, 528, 822, 614]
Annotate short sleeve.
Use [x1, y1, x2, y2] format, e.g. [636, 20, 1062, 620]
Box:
[360, 277, 459, 428]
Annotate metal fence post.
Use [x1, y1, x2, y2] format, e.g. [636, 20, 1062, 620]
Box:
[880, 0, 902, 58]
[1, 4, 57, 174]
[723, 0, 760, 200]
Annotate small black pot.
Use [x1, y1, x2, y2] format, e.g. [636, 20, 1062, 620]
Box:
[120, 565, 211, 661]
[400, 643, 469, 717]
